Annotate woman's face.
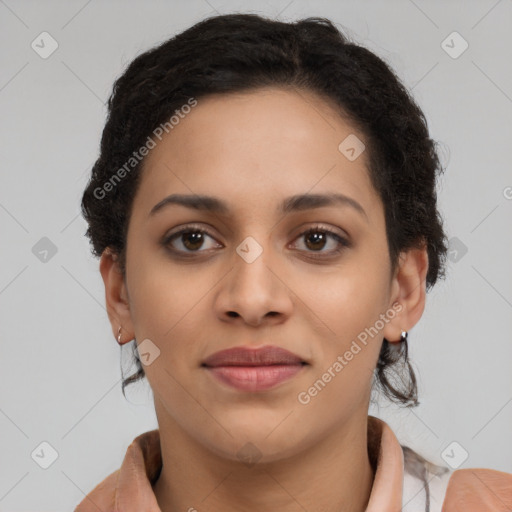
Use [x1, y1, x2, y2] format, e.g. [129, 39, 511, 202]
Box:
[103, 86, 423, 462]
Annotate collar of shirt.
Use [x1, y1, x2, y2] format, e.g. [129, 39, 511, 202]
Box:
[77, 415, 412, 511]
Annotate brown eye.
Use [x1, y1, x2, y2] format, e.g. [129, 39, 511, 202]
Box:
[180, 231, 206, 251]
[304, 231, 328, 251]
[162, 223, 350, 259]
[291, 226, 350, 257]
[163, 226, 221, 254]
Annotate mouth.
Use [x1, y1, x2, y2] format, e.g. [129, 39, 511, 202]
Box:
[201, 345, 308, 392]
[202, 345, 307, 367]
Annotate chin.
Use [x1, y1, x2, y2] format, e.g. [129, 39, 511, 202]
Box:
[200, 414, 311, 464]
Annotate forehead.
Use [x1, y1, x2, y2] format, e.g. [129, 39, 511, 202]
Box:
[133, 86, 379, 219]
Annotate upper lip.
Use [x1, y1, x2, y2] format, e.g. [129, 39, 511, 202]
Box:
[202, 345, 306, 367]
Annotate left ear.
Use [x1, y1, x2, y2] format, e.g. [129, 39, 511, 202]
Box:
[382, 243, 429, 343]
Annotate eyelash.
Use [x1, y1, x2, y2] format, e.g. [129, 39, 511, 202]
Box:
[162, 223, 351, 260]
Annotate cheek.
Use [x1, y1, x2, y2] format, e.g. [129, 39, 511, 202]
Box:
[125, 245, 198, 349]
[295, 245, 390, 384]
[303, 256, 390, 339]
[293, 273, 387, 416]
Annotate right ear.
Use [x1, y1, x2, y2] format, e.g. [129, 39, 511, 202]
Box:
[99, 248, 134, 343]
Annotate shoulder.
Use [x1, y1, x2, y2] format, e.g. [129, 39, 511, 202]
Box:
[442, 467, 512, 510]
[400, 445, 512, 511]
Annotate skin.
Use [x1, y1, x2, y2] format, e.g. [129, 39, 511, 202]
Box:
[100, 86, 428, 512]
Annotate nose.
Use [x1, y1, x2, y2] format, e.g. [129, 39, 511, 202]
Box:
[213, 242, 293, 327]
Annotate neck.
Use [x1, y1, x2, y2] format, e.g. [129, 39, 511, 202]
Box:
[152, 400, 375, 512]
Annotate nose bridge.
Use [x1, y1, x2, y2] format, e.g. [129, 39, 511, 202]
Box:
[232, 232, 277, 298]
[216, 230, 292, 325]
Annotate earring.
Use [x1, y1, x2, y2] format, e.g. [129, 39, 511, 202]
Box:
[400, 329, 408, 343]
[117, 326, 131, 346]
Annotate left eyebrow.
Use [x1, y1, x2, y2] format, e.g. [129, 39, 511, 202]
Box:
[280, 193, 368, 221]
[149, 192, 368, 222]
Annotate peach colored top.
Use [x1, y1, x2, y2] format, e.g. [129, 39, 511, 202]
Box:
[75, 415, 512, 511]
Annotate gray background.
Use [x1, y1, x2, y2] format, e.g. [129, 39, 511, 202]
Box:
[1, 0, 511, 509]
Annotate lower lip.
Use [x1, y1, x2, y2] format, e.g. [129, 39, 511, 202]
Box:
[205, 364, 305, 392]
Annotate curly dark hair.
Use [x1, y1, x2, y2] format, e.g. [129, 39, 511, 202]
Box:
[81, 13, 448, 407]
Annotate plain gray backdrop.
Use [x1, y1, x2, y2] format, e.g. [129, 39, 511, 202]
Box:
[1, 0, 511, 509]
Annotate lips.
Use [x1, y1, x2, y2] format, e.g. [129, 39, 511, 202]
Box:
[202, 345, 305, 367]
[202, 345, 307, 392]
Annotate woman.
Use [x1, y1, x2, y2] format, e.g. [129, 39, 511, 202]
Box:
[76, 13, 512, 512]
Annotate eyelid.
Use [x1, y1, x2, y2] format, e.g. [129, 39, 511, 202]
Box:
[290, 222, 350, 242]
